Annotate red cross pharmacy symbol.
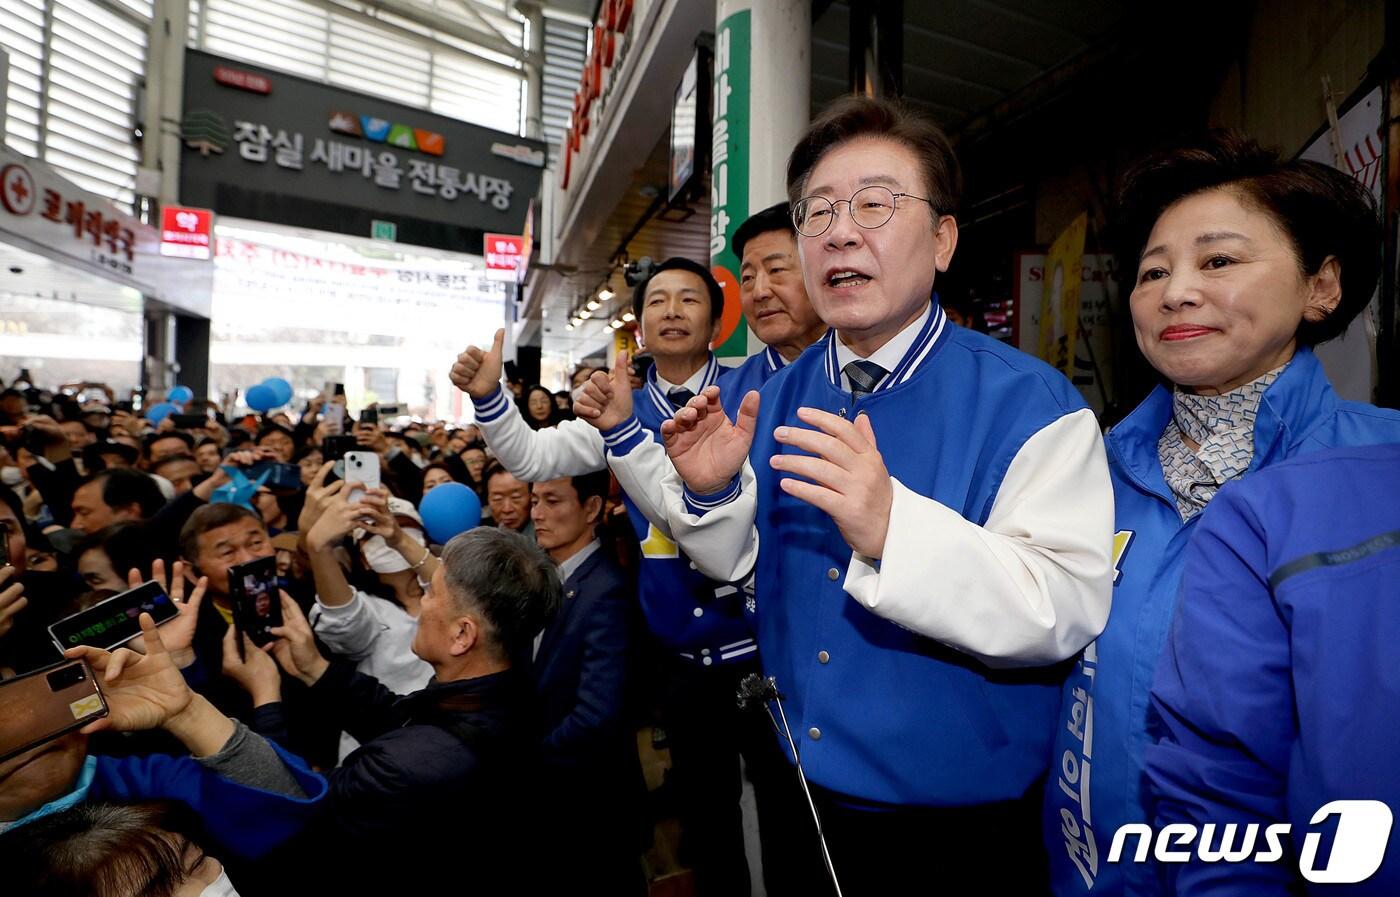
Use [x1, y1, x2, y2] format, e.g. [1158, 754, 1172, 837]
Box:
[0, 164, 37, 216]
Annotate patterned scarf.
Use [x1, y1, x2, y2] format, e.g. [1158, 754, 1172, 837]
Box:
[1158, 365, 1286, 521]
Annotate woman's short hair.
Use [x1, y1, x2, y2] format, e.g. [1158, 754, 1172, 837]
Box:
[786, 95, 962, 221]
[0, 801, 210, 897]
[1117, 130, 1381, 345]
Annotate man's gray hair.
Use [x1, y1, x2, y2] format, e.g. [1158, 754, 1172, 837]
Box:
[439, 527, 561, 659]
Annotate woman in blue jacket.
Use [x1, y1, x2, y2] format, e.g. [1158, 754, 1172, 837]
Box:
[1045, 131, 1400, 897]
[1147, 443, 1400, 895]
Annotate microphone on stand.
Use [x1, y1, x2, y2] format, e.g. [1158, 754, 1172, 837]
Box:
[738, 674, 844, 897]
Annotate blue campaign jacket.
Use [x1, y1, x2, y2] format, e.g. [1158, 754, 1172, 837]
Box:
[600, 348, 788, 665]
[725, 305, 1088, 805]
[92, 743, 327, 859]
[1146, 443, 1400, 896]
[1045, 348, 1400, 897]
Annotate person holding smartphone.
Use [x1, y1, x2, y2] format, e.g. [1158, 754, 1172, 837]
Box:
[0, 613, 324, 862]
[225, 527, 557, 894]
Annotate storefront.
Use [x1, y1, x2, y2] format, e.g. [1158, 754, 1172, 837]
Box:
[175, 49, 546, 414]
[0, 144, 210, 398]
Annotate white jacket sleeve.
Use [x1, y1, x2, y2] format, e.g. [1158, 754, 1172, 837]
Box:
[472, 387, 607, 480]
[843, 408, 1114, 668]
[604, 431, 679, 540]
[311, 589, 386, 662]
[604, 422, 761, 581]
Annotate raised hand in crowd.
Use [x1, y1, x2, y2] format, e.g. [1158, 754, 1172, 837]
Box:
[660, 386, 762, 495]
[220, 623, 283, 708]
[19, 415, 72, 465]
[0, 564, 28, 641]
[573, 350, 636, 432]
[297, 461, 343, 534]
[356, 486, 437, 582]
[449, 327, 506, 399]
[305, 483, 387, 554]
[126, 558, 208, 669]
[353, 421, 389, 457]
[266, 594, 329, 687]
[192, 446, 278, 503]
[64, 613, 237, 758]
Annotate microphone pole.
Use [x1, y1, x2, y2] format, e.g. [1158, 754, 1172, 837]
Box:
[738, 674, 844, 897]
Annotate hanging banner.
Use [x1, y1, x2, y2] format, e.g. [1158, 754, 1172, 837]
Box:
[708, 10, 750, 359]
[1016, 253, 1121, 415]
[1038, 212, 1089, 377]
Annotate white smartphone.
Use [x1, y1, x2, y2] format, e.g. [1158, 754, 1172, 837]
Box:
[343, 451, 380, 505]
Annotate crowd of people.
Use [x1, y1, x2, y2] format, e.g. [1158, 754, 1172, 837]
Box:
[0, 93, 1398, 896]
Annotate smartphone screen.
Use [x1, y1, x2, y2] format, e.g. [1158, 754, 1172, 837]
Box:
[48, 581, 179, 652]
[322, 402, 346, 435]
[360, 407, 379, 426]
[0, 660, 108, 764]
[229, 556, 281, 647]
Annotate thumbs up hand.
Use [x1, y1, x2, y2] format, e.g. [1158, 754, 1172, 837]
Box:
[450, 328, 507, 399]
[574, 351, 636, 432]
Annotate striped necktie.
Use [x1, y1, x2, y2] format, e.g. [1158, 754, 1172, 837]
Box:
[843, 359, 888, 401]
[667, 387, 696, 409]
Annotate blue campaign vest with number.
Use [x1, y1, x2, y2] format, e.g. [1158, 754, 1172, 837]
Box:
[1044, 347, 1400, 897]
[741, 303, 1088, 806]
[611, 348, 789, 664]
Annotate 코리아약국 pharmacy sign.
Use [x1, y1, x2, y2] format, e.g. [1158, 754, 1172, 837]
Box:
[179, 50, 545, 254]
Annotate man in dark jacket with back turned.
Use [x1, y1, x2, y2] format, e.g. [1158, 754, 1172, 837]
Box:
[249, 526, 560, 895]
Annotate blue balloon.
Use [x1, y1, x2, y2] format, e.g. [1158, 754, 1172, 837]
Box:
[166, 385, 194, 405]
[245, 384, 279, 412]
[146, 401, 178, 424]
[418, 482, 482, 544]
[262, 377, 293, 406]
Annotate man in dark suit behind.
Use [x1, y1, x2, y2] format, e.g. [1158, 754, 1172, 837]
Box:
[531, 470, 647, 894]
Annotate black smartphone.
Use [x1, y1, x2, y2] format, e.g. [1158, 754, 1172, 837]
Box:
[246, 461, 303, 493]
[172, 413, 208, 429]
[360, 407, 379, 426]
[0, 660, 108, 764]
[631, 354, 655, 382]
[229, 556, 281, 650]
[48, 581, 179, 652]
[321, 434, 358, 462]
[376, 403, 403, 418]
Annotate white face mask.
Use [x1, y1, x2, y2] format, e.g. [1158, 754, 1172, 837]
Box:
[0, 466, 22, 487]
[199, 868, 241, 897]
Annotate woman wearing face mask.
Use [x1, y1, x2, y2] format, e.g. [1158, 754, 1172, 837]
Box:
[297, 463, 436, 761]
[0, 801, 243, 897]
[1045, 132, 1400, 897]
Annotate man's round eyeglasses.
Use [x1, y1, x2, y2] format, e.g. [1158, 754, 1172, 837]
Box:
[791, 185, 937, 238]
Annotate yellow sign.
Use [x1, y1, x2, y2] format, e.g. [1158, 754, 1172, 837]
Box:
[613, 327, 640, 360]
[1039, 212, 1089, 375]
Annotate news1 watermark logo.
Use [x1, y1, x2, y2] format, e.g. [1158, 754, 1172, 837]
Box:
[1109, 801, 1393, 884]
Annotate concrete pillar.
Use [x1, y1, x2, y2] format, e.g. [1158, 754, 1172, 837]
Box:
[710, 0, 811, 358]
[143, 0, 191, 204]
[517, 1, 546, 141]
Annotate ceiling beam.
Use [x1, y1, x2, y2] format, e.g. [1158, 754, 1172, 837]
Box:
[347, 0, 528, 63]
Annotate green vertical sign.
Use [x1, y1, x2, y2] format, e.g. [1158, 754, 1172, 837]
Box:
[710, 10, 751, 359]
[371, 219, 397, 241]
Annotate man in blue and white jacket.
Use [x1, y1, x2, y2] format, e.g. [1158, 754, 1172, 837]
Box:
[1147, 443, 1400, 896]
[583, 96, 1114, 893]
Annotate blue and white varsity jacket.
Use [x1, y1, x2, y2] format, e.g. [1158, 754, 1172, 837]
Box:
[608, 303, 1115, 805]
[1147, 443, 1400, 896]
[1045, 348, 1400, 897]
[472, 349, 787, 664]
